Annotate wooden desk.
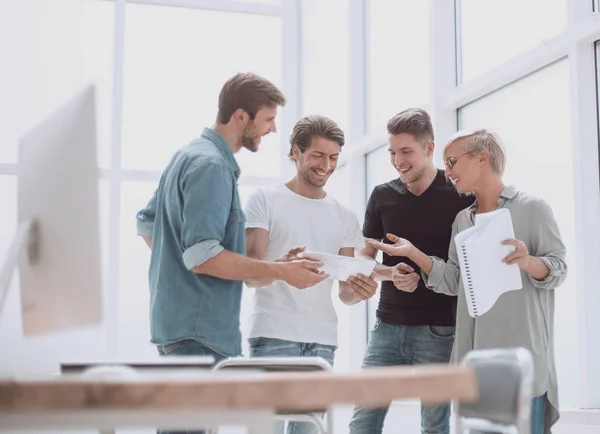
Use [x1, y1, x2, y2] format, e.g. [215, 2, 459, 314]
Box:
[0, 364, 477, 432]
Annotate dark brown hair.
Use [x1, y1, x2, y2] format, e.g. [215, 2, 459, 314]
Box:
[217, 73, 286, 124]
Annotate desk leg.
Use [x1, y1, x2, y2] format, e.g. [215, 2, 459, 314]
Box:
[326, 407, 334, 434]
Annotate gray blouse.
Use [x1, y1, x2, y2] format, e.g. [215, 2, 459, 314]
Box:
[423, 185, 567, 432]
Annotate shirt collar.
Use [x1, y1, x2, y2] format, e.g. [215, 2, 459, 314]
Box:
[468, 184, 519, 213]
[200, 127, 241, 178]
[500, 184, 518, 199]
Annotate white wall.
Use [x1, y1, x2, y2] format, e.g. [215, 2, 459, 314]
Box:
[0, 0, 108, 376]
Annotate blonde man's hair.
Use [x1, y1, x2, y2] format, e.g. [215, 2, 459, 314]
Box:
[446, 128, 506, 174]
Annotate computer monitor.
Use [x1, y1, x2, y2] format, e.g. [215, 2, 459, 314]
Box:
[14, 85, 103, 336]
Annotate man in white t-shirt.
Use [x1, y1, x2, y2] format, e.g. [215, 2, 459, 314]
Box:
[244, 115, 378, 434]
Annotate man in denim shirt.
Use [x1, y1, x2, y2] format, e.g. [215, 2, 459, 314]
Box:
[136, 73, 327, 392]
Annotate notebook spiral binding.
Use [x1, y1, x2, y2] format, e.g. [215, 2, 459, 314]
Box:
[461, 245, 478, 317]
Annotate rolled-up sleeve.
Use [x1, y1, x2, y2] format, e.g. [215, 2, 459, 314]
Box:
[182, 239, 224, 270]
[180, 163, 233, 270]
[527, 199, 567, 289]
[422, 219, 461, 296]
[136, 189, 158, 237]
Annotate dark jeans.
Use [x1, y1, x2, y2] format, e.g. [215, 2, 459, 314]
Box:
[156, 339, 226, 434]
[349, 319, 455, 434]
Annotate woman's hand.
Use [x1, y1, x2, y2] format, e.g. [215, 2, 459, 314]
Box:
[366, 233, 414, 257]
[501, 239, 532, 270]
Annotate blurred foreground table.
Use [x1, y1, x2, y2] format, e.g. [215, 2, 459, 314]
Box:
[0, 364, 477, 433]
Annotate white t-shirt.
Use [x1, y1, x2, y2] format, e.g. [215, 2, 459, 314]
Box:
[244, 184, 364, 346]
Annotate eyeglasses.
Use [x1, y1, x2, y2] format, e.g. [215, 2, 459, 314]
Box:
[444, 150, 477, 170]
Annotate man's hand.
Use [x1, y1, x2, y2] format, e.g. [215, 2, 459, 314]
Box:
[275, 246, 306, 263]
[246, 246, 322, 289]
[279, 259, 328, 289]
[366, 234, 414, 258]
[345, 272, 378, 301]
[391, 263, 420, 292]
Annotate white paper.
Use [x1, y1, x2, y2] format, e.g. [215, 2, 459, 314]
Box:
[300, 251, 376, 281]
[455, 208, 523, 318]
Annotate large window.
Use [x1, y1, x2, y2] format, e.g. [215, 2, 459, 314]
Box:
[0, 1, 113, 167]
[118, 181, 157, 357]
[458, 59, 578, 406]
[457, 0, 567, 83]
[301, 0, 350, 134]
[81, 1, 114, 169]
[368, 0, 430, 132]
[121, 3, 283, 176]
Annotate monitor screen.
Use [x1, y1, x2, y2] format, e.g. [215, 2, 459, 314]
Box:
[17, 85, 103, 336]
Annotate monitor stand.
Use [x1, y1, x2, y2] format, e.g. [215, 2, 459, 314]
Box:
[0, 219, 37, 318]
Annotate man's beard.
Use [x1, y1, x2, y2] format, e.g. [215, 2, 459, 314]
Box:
[239, 121, 259, 152]
[300, 164, 328, 188]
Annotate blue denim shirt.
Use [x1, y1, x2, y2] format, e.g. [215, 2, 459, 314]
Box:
[136, 128, 245, 356]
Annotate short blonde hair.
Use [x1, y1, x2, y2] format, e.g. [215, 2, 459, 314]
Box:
[445, 128, 506, 174]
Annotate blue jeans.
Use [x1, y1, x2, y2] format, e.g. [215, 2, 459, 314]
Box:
[249, 337, 336, 434]
[473, 393, 547, 434]
[349, 319, 455, 434]
[530, 394, 547, 434]
[156, 339, 227, 434]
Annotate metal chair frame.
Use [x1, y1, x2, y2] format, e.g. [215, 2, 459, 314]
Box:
[212, 356, 333, 434]
[455, 347, 535, 434]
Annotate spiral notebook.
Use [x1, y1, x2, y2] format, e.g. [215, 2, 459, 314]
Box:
[454, 208, 523, 318]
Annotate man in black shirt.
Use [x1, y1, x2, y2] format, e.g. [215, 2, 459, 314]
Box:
[349, 108, 474, 434]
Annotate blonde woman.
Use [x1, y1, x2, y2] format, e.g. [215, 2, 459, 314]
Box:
[367, 129, 567, 434]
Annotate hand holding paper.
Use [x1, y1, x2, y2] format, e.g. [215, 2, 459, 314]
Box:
[278, 258, 329, 289]
[345, 272, 378, 300]
[501, 238, 531, 269]
[300, 251, 376, 282]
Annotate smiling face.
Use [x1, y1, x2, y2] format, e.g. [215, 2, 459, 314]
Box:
[443, 139, 482, 194]
[388, 133, 434, 186]
[294, 136, 341, 188]
[237, 105, 278, 152]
